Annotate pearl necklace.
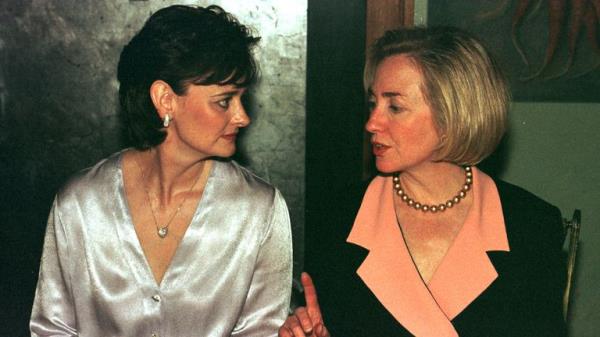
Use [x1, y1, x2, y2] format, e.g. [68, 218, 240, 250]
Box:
[393, 166, 473, 213]
[134, 153, 203, 238]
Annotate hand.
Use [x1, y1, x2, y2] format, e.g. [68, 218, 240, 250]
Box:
[278, 272, 330, 337]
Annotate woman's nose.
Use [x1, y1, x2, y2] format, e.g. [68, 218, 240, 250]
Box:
[365, 108, 383, 133]
[234, 104, 251, 128]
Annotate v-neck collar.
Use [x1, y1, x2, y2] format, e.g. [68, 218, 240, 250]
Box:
[114, 151, 216, 290]
[346, 168, 509, 337]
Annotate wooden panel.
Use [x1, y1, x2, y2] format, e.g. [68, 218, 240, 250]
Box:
[363, 0, 414, 179]
[366, 0, 414, 49]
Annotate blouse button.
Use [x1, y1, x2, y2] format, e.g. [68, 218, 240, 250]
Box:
[151, 294, 161, 302]
[151, 334, 158, 337]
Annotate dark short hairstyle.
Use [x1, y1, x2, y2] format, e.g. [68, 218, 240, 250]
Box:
[365, 26, 510, 165]
[117, 5, 260, 149]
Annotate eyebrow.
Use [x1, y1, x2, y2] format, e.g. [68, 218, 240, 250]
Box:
[367, 89, 404, 98]
[211, 88, 246, 98]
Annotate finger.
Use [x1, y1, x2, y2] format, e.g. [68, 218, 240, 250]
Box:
[301, 272, 323, 321]
[279, 326, 307, 337]
[294, 307, 313, 333]
[315, 323, 331, 337]
[301, 272, 319, 308]
[278, 326, 293, 337]
[284, 315, 310, 337]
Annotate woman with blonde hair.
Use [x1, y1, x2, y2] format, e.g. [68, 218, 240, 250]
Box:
[280, 26, 566, 337]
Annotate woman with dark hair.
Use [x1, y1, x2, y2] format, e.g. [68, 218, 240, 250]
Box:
[30, 5, 292, 336]
[280, 26, 566, 337]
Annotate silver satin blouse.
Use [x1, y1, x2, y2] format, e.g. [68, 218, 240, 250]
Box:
[30, 152, 292, 337]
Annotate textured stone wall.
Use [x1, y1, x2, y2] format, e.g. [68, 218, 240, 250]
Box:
[0, 1, 306, 332]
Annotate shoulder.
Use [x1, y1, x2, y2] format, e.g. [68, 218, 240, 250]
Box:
[212, 159, 278, 201]
[494, 178, 555, 207]
[56, 151, 122, 205]
[212, 160, 290, 244]
[493, 178, 561, 221]
[492, 178, 563, 249]
[211, 160, 289, 228]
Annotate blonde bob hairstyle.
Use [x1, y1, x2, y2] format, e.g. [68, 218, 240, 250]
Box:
[364, 26, 510, 166]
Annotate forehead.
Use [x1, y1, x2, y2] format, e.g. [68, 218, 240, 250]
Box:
[371, 54, 423, 94]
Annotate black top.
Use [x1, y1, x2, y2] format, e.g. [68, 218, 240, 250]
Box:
[306, 178, 567, 337]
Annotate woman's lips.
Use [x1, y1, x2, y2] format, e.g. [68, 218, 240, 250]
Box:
[222, 133, 238, 141]
[372, 142, 390, 156]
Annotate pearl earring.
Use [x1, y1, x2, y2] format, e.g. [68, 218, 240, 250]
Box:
[163, 114, 172, 128]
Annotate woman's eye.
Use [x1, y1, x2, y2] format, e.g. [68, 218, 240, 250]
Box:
[367, 101, 376, 111]
[217, 98, 231, 109]
[389, 104, 404, 113]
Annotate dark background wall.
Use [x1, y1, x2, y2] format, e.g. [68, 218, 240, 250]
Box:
[305, 0, 366, 279]
[0, 1, 306, 335]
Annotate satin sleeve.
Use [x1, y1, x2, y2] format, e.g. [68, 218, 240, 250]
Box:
[231, 189, 293, 336]
[30, 199, 78, 336]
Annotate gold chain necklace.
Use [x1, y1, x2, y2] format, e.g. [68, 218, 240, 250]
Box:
[393, 166, 473, 213]
[134, 153, 203, 238]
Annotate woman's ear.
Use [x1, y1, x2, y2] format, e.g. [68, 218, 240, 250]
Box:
[149, 80, 177, 119]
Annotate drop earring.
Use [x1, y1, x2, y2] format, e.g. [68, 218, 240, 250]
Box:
[163, 114, 172, 128]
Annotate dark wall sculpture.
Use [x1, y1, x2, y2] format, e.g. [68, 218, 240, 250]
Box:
[0, 1, 306, 335]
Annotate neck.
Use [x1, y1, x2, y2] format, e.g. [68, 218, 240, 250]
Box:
[397, 161, 467, 205]
[138, 145, 210, 205]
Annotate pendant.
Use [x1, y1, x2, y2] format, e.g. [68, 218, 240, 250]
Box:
[157, 227, 168, 238]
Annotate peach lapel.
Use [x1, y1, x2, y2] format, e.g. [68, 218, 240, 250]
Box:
[428, 168, 510, 320]
[347, 176, 458, 337]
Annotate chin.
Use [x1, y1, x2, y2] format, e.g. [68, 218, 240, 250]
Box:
[219, 147, 237, 158]
[375, 160, 401, 174]
[194, 147, 236, 160]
